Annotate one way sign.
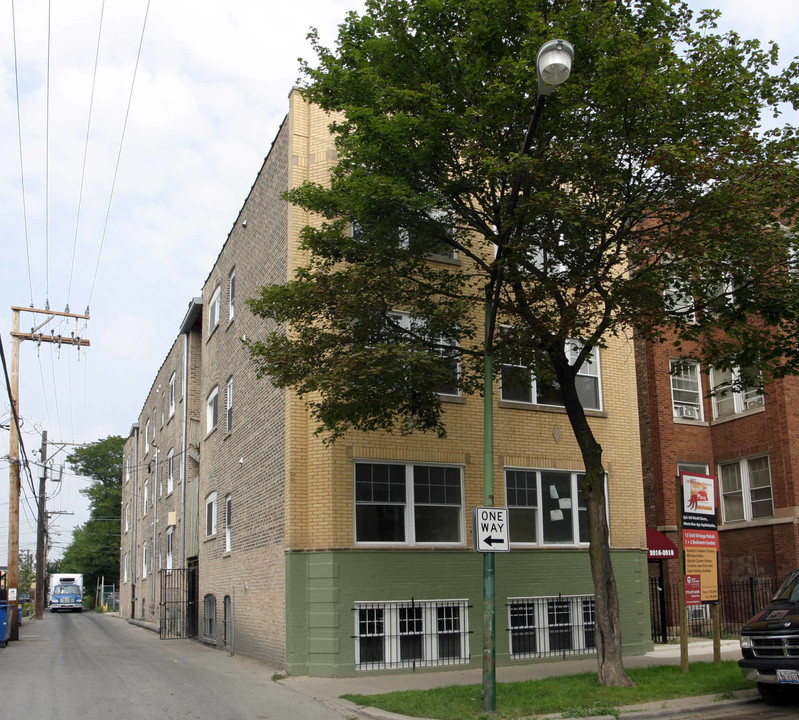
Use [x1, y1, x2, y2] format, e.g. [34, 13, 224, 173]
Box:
[472, 507, 510, 553]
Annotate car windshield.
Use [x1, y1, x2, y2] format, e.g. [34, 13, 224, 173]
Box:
[55, 584, 80, 595]
[773, 571, 799, 603]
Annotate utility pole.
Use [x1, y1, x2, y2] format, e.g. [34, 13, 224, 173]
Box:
[34, 430, 48, 619]
[5, 305, 89, 640]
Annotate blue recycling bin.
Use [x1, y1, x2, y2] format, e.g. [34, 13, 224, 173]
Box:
[0, 603, 10, 648]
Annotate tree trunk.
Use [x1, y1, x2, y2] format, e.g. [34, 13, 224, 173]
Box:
[552, 350, 635, 687]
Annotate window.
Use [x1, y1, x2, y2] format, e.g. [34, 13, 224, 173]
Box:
[505, 469, 589, 545]
[500, 342, 601, 411]
[225, 494, 232, 552]
[720, 456, 773, 522]
[228, 269, 236, 321]
[508, 595, 596, 658]
[143, 479, 149, 513]
[206, 492, 218, 537]
[354, 462, 463, 545]
[123, 553, 129, 583]
[208, 286, 221, 332]
[670, 359, 703, 420]
[125, 456, 131, 484]
[124, 504, 129, 532]
[354, 599, 469, 670]
[711, 366, 764, 418]
[166, 527, 173, 571]
[142, 542, 148, 579]
[223, 596, 233, 647]
[401, 208, 458, 261]
[203, 594, 217, 641]
[226, 378, 234, 432]
[167, 449, 174, 494]
[144, 419, 150, 454]
[678, 462, 709, 477]
[388, 311, 459, 396]
[207, 386, 219, 433]
[168, 372, 176, 417]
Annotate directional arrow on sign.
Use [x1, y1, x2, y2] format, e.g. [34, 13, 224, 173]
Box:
[472, 507, 511, 552]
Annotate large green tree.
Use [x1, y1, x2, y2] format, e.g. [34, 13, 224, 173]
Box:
[60, 436, 125, 596]
[247, 0, 799, 686]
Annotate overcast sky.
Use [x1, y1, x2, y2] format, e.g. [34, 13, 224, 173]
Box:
[1, 0, 797, 564]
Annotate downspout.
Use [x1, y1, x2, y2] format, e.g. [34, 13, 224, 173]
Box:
[131, 423, 139, 618]
[152, 443, 158, 617]
[180, 331, 188, 567]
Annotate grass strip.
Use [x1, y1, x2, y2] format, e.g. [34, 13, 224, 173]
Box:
[341, 661, 752, 719]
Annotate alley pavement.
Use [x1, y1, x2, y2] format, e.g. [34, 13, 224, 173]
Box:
[280, 638, 765, 720]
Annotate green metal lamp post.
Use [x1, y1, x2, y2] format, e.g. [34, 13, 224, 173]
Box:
[481, 38, 574, 714]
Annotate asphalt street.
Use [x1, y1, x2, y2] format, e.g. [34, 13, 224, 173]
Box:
[0, 611, 348, 720]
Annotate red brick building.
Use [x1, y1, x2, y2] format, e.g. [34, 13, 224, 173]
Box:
[636, 332, 799, 587]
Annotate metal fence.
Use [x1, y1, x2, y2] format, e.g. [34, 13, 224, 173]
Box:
[649, 576, 780, 643]
[353, 598, 472, 671]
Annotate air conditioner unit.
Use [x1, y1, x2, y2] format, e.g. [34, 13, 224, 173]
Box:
[688, 605, 709, 621]
[677, 405, 700, 419]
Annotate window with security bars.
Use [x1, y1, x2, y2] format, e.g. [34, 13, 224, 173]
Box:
[508, 595, 596, 658]
[354, 599, 470, 670]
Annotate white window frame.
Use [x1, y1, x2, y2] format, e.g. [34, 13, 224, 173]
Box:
[209, 285, 221, 332]
[228, 268, 236, 321]
[670, 359, 704, 420]
[206, 492, 218, 537]
[500, 342, 602, 411]
[144, 419, 150, 454]
[142, 542, 148, 579]
[143, 479, 149, 513]
[168, 372, 176, 418]
[226, 377, 234, 432]
[505, 468, 591, 546]
[204, 594, 217, 640]
[167, 449, 174, 494]
[354, 461, 464, 546]
[225, 494, 232, 552]
[123, 552, 129, 583]
[354, 599, 470, 670]
[508, 594, 596, 658]
[711, 366, 764, 419]
[389, 311, 460, 397]
[124, 503, 130, 532]
[719, 455, 774, 523]
[166, 527, 174, 571]
[207, 386, 219, 433]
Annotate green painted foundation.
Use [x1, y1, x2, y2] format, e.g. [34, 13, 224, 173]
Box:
[285, 548, 652, 677]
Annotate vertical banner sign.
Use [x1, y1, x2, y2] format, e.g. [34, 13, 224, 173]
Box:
[680, 472, 719, 603]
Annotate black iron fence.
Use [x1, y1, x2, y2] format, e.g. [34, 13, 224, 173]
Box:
[649, 576, 780, 643]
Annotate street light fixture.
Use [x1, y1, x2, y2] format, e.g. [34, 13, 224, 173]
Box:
[537, 39, 575, 96]
[480, 38, 573, 713]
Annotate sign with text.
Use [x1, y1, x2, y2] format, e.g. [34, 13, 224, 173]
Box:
[472, 507, 510, 552]
[684, 546, 719, 602]
[685, 574, 702, 605]
[680, 471, 717, 531]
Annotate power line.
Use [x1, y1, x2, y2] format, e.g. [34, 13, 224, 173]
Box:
[10, 0, 34, 307]
[88, 0, 153, 309]
[45, 0, 52, 307]
[67, 0, 107, 310]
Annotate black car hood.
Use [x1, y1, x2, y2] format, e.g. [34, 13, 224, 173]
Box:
[742, 604, 799, 633]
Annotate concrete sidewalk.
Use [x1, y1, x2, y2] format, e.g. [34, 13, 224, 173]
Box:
[281, 639, 759, 720]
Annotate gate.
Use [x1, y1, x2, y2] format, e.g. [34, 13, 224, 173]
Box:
[159, 568, 188, 639]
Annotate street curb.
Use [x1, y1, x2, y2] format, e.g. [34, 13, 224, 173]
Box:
[330, 689, 762, 720]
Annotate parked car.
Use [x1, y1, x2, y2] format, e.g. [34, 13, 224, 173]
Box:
[739, 569, 799, 704]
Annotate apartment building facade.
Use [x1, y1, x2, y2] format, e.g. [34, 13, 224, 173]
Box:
[119, 89, 651, 676]
[637, 333, 799, 586]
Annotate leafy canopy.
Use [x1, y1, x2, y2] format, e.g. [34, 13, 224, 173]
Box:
[248, 0, 799, 440]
